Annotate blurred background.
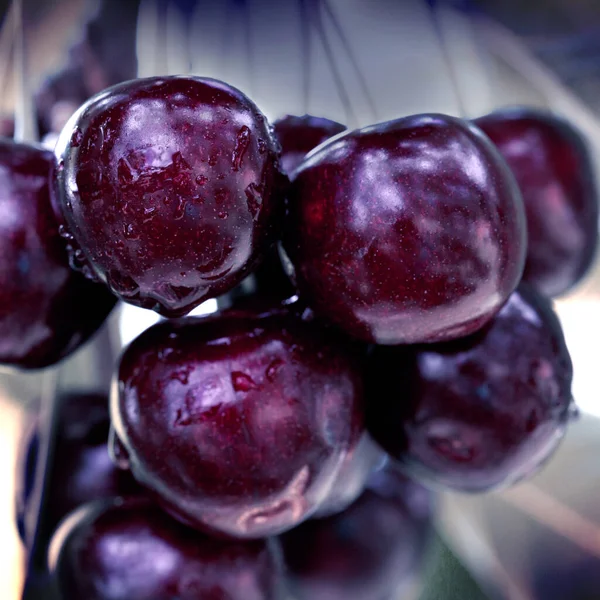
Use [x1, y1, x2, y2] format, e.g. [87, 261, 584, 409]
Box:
[2, 0, 600, 598]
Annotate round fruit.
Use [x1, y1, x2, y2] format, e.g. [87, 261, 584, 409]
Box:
[273, 114, 346, 175]
[282, 464, 433, 600]
[285, 113, 527, 344]
[366, 284, 575, 492]
[111, 305, 365, 538]
[476, 108, 599, 297]
[55, 76, 284, 317]
[0, 140, 116, 369]
[49, 498, 285, 600]
[246, 114, 348, 302]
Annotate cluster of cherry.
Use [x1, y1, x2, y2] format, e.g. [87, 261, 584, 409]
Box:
[3, 22, 597, 600]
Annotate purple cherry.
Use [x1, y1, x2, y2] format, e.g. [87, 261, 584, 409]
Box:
[111, 305, 366, 539]
[55, 76, 285, 317]
[366, 284, 575, 492]
[0, 139, 115, 369]
[282, 464, 433, 600]
[247, 115, 347, 302]
[273, 114, 346, 175]
[49, 498, 285, 600]
[284, 113, 527, 345]
[476, 108, 599, 297]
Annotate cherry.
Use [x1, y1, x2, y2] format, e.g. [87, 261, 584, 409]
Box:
[284, 113, 527, 345]
[55, 76, 285, 317]
[273, 114, 346, 175]
[245, 115, 347, 303]
[366, 284, 575, 492]
[49, 497, 285, 600]
[0, 140, 116, 369]
[475, 108, 599, 297]
[281, 464, 433, 600]
[111, 305, 365, 539]
[313, 434, 384, 518]
[16, 392, 141, 551]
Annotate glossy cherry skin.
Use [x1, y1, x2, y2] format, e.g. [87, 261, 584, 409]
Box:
[475, 109, 599, 297]
[273, 114, 346, 175]
[0, 140, 116, 369]
[111, 305, 366, 539]
[49, 498, 285, 600]
[16, 392, 141, 551]
[281, 464, 433, 600]
[284, 113, 527, 345]
[56, 76, 285, 317]
[366, 284, 575, 492]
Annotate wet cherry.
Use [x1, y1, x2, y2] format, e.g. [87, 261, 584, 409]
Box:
[476, 108, 599, 297]
[366, 284, 575, 492]
[111, 305, 365, 539]
[282, 464, 433, 600]
[273, 114, 346, 176]
[284, 113, 527, 344]
[0, 140, 116, 369]
[55, 76, 285, 317]
[49, 497, 285, 600]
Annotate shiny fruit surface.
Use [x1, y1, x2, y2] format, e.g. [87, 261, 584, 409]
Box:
[285, 113, 527, 344]
[0, 139, 115, 369]
[111, 305, 365, 538]
[56, 76, 284, 317]
[50, 498, 285, 600]
[367, 284, 574, 492]
[476, 108, 598, 297]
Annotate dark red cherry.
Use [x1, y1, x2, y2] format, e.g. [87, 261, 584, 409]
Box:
[273, 114, 346, 175]
[475, 108, 599, 297]
[366, 284, 575, 492]
[281, 464, 433, 600]
[15, 392, 141, 550]
[111, 306, 365, 539]
[49, 498, 285, 600]
[313, 434, 384, 518]
[246, 115, 347, 302]
[0, 140, 116, 369]
[284, 113, 527, 345]
[55, 76, 284, 317]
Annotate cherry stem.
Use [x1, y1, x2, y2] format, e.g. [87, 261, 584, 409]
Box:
[321, 0, 378, 122]
[299, 0, 312, 114]
[12, 0, 38, 143]
[305, 0, 357, 127]
[426, 0, 468, 118]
